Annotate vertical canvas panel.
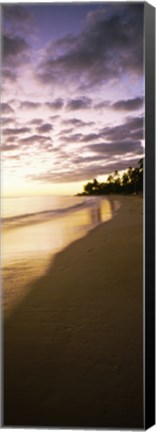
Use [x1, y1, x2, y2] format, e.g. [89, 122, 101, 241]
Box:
[145, 2, 155, 429]
[0, 1, 155, 429]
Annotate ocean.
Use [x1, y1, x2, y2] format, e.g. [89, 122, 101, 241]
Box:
[2, 195, 119, 313]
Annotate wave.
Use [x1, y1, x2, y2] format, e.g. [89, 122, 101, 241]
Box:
[2, 199, 93, 227]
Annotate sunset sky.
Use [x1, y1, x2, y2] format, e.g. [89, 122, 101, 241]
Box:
[1, 2, 144, 197]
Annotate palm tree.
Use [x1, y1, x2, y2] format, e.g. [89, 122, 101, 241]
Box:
[127, 167, 133, 182]
[84, 182, 94, 194]
[107, 174, 114, 184]
[122, 172, 129, 188]
[113, 170, 121, 192]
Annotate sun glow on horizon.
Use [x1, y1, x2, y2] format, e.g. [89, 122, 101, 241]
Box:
[1, 175, 86, 198]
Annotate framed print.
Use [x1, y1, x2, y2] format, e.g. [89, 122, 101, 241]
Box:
[0, 1, 155, 429]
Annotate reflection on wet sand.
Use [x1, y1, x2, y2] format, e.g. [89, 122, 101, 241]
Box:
[90, 203, 102, 225]
[89, 197, 120, 226]
[2, 197, 120, 312]
[3, 197, 116, 266]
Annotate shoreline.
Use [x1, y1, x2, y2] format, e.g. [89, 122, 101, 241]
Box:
[2, 194, 116, 232]
[4, 195, 143, 428]
[3, 195, 117, 313]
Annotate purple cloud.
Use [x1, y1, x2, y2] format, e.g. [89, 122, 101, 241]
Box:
[88, 140, 142, 155]
[30, 119, 43, 126]
[19, 134, 52, 145]
[45, 99, 64, 110]
[102, 116, 144, 141]
[2, 68, 17, 82]
[36, 123, 53, 133]
[30, 157, 142, 184]
[36, 4, 143, 87]
[66, 97, 92, 111]
[2, 34, 30, 67]
[1, 144, 18, 151]
[111, 97, 143, 111]
[3, 127, 31, 135]
[20, 101, 42, 110]
[1, 116, 14, 125]
[1, 103, 14, 114]
[3, 5, 32, 27]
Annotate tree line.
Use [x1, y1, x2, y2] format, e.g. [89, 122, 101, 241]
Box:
[79, 158, 143, 196]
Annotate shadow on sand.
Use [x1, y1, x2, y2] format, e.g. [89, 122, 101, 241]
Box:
[3, 198, 143, 429]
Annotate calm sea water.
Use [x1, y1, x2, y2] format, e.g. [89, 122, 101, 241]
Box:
[2, 195, 120, 313]
[2, 195, 85, 220]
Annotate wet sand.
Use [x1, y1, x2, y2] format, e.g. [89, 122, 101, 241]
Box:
[3, 196, 143, 428]
[2, 197, 113, 313]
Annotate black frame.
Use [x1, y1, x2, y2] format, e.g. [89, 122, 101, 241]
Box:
[145, 1, 155, 429]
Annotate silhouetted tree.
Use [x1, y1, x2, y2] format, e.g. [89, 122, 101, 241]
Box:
[122, 172, 129, 189]
[107, 174, 114, 183]
[81, 159, 144, 196]
[84, 182, 94, 194]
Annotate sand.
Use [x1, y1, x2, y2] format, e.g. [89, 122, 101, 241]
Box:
[3, 195, 143, 428]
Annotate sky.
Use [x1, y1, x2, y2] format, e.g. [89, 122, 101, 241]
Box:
[1, 2, 144, 197]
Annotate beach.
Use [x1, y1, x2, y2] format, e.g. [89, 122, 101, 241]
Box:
[3, 195, 143, 428]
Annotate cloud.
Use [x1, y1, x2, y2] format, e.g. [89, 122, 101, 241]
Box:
[3, 5, 32, 28]
[66, 97, 92, 111]
[53, 34, 78, 51]
[102, 116, 144, 141]
[88, 140, 142, 155]
[62, 118, 95, 128]
[2, 5, 33, 82]
[6, 154, 21, 160]
[1, 103, 14, 114]
[5, 136, 16, 143]
[130, 129, 143, 140]
[36, 4, 143, 87]
[1, 116, 14, 125]
[1, 144, 18, 151]
[72, 155, 107, 164]
[94, 101, 111, 110]
[81, 133, 101, 143]
[2, 4, 144, 190]
[59, 133, 83, 144]
[111, 97, 143, 111]
[49, 115, 60, 121]
[59, 116, 144, 147]
[126, 116, 143, 130]
[45, 99, 64, 110]
[58, 128, 74, 136]
[30, 157, 142, 184]
[19, 134, 52, 145]
[3, 127, 31, 136]
[30, 118, 43, 126]
[36, 123, 53, 133]
[2, 34, 30, 67]
[60, 131, 101, 144]
[2, 68, 17, 82]
[62, 118, 83, 126]
[20, 101, 42, 110]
